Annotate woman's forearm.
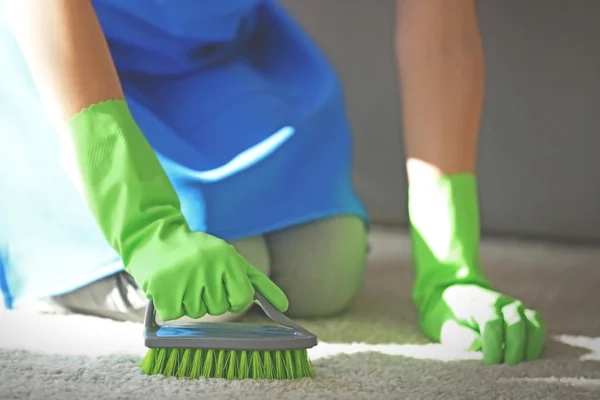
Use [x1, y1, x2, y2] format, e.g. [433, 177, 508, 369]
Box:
[395, 0, 485, 182]
[6, 0, 189, 257]
[6, 0, 123, 122]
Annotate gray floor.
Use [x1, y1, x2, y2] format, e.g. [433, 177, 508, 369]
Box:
[1, 227, 599, 399]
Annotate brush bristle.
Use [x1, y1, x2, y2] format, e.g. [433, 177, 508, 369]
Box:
[141, 348, 314, 380]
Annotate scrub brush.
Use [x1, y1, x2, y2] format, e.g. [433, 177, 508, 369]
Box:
[140, 292, 318, 380]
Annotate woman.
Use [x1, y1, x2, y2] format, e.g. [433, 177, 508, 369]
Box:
[0, 0, 545, 364]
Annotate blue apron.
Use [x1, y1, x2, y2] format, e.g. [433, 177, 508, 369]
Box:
[0, 0, 367, 309]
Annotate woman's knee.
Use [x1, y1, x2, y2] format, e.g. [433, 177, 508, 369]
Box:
[286, 260, 366, 318]
[265, 215, 368, 318]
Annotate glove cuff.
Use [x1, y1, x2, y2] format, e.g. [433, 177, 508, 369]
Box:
[62, 99, 187, 264]
[408, 173, 491, 311]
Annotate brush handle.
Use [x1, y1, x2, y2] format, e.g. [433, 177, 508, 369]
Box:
[143, 300, 157, 330]
[252, 292, 315, 337]
[144, 292, 316, 338]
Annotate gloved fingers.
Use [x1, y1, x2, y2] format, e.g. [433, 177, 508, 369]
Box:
[245, 266, 289, 312]
[501, 301, 527, 365]
[203, 282, 230, 316]
[182, 288, 208, 319]
[222, 271, 255, 314]
[524, 308, 546, 360]
[153, 295, 186, 322]
[473, 307, 505, 364]
[439, 319, 482, 351]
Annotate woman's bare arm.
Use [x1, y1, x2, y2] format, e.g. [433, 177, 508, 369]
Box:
[395, 0, 485, 182]
[5, 0, 123, 122]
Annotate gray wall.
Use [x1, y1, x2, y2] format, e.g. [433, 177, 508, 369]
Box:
[284, 0, 600, 242]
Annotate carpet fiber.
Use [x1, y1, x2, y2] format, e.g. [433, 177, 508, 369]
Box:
[1, 228, 599, 399]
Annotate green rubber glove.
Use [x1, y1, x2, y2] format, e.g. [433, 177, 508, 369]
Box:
[408, 173, 546, 364]
[62, 100, 289, 321]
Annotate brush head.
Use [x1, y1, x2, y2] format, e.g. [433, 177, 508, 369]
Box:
[140, 293, 318, 380]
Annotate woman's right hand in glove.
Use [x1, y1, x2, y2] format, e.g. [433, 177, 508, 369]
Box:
[61, 100, 288, 322]
[127, 226, 289, 321]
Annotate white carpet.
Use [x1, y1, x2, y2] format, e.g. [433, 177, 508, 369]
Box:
[1, 228, 599, 400]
